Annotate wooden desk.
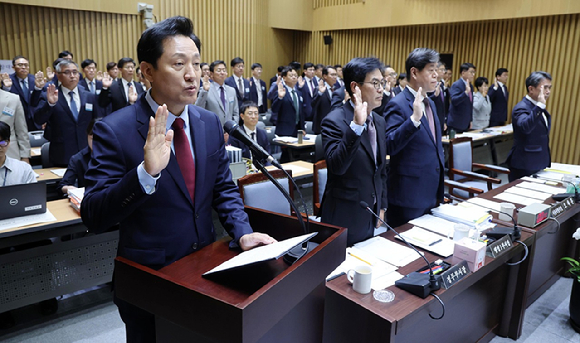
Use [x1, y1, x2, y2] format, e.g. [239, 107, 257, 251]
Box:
[442, 127, 513, 166]
[273, 138, 316, 162]
[323, 224, 534, 342]
[0, 199, 118, 313]
[265, 160, 313, 179]
[35, 167, 65, 182]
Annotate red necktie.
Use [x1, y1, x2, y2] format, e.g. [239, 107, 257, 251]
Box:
[172, 118, 195, 201]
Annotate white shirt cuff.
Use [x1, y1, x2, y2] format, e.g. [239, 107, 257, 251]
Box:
[137, 161, 160, 195]
[411, 117, 421, 127]
[536, 102, 546, 110]
[350, 121, 366, 136]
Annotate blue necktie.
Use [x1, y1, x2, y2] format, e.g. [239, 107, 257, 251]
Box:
[21, 80, 29, 102]
[89, 81, 95, 94]
[69, 91, 79, 120]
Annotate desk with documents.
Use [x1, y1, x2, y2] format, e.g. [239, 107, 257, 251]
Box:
[442, 125, 513, 166]
[323, 175, 580, 342]
[0, 199, 118, 313]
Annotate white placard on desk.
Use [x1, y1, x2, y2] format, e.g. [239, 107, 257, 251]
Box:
[0, 210, 57, 233]
[50, 168, 67, 177]
[31, 148, 41, 155]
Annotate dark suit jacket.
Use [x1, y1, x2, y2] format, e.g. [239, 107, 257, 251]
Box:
[248, 78, 268, 113]
[58, 146, 91, 193]
[299, 78, 317, 121]
[225, 76, 250, 109]
[429, 81, 447, 134]
[34, 86, 101, 166]
[79, 79, 103, 95]
[311, 89, 333, 134]
[506, 97, 551, 171]
[447, 78, 473, 131]
[330, 85, 346, 111]
[8, 73, 42, 131]
[98, 78, 145, 113]
[487, 83, 509, 125]
[81, 96, 253, 270]
[320, 102, 388, 246]
[227, 127, 270, 159]
[269, 75, 278, 88]
[271, 87, 305, 137]
[393, 86, 403, 96]
[385, 88, 444, 218]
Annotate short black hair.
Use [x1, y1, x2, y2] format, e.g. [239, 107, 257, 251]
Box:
[12, 55, 27, 66]
[405, 48, 439, 78]
[210, 60, 226, 72]
[277, 65, 284, 73]
[240, 101, 259, 114]
[231, 57, 244, 67]
[81, 59, 96, 69]
[251, 63, 262, 70]
[343, 57, 383, 97]
[118, 57, 135, 69]
[53, 58, 65, 69]
[59, 50, 73, 59]
[495, 68, 508, 77]
[290, 61, 301, 71]
[303, 62, 314, 70]
[200, 62, 208, 69]
[460, 63, 476, 73]
[0, 121, 10, 142]
[334, 64, 342, 69]
[525, 71, 552, 92]
[475, 77, 489, 89]
[106, 62, 117, 71]
[281, 66, 297, 77]
[315, 64, 324, 70]
[398, 73, 407, 81]
[322, 65, 335, 76]
[137, 16, 201, 69]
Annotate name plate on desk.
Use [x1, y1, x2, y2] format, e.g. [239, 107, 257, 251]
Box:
[486, 235, 513, 258]
[441, 260, 470, 289]
[551, 197, 575, 218]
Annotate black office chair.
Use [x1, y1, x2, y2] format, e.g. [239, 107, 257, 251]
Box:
[305, 121, 314, 134]
[314, 135, 324, 162]
[41, 142, 53, 168]
[28, 130, 48, 148]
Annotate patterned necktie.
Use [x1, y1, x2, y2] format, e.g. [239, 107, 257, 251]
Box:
[172, 118, 196, 202]
[423, 98, 436, 142]
[89, 81, 95, 94]
[69, 91, 79, 120]
[366, 116, 377, 163]
[310, 79, 315, 97]
[220, 86, 226, 109]
[238, 78, 243, 97]
[291, 90, 299, 124]
[21, 80, 29, 102]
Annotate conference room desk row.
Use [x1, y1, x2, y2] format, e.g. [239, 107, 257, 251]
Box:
[442, 127, 514, 166]
[323, 178, 579, 343]
[0, 199, 118, 314]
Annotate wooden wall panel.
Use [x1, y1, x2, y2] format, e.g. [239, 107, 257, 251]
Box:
[294, 14, 580, 164]
[314, 0, 360, 10]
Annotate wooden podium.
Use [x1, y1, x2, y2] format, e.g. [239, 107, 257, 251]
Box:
[114, 207, 347, 343]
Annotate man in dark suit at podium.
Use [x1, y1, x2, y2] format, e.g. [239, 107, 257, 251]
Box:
[384, 48, 445, 227]
[80, 16, 275, 343]
[320, 57, 388, 246]
[506, 71, 552, 182]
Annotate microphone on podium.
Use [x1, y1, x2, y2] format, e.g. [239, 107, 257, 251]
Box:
[223, 120, 282, 169]
[359, 201, 441, 299]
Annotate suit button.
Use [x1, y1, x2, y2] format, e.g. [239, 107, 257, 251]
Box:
[192, 243, 198, 250]
[371, 193, 376, 198]
[195, 213, 199, 219]
[436, 167, 440, 172]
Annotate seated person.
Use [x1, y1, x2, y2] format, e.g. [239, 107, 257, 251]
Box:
[227, 101, 270, 162]
[0, 122, 36, 186]
[59, 118, 99, 194]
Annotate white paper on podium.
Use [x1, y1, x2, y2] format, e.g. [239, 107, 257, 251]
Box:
[409, 214, 457, 238]
[0, 210, 57, 233]
[203, 232, 317, 275]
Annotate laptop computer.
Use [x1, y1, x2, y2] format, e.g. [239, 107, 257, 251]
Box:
[0, 182, 46, 220]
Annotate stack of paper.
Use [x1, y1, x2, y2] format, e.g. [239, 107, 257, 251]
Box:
[504, 186, 551, 201]
[409, 214, 457, 238]
[273, 136, 298, 144]
[396, 227, 455, 257]
[494, 192, 539, 206]
[354, 236, 420, 267]
[466, 197, 503, 212]
[68, 187, 85, 213]
[431, 203, 493, 230]
[515, 181, 564, 195]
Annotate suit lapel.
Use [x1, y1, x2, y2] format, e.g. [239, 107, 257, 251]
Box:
[189, 107, 206, 205]
[345, 102, 375, 165]
[118, 79, 127, 103]
[211, 83, 226, 113]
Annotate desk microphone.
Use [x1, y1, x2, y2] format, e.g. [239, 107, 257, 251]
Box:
[443, 193, 520, 241]
[223, 120, 282, 169]
[532, 174, 579, 203]
[359, 201, 440, 299]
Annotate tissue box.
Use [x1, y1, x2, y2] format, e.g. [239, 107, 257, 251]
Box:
[452, 238, 486, 272]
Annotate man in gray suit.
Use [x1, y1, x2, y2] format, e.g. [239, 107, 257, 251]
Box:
[0, 88, 31, 162]
[195, 60, 239, 126]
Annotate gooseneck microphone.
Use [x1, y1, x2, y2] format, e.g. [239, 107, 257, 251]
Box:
[443, 193, 521, 241]
[359, 201, 440, 299]
[223, 121, 282, 169]
[532, 174, 579, 203]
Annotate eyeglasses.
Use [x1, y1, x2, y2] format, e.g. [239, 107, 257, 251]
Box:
[58, 70, 79, 76]
[359, 79, 387, 91]
[0, 140, 9, 148]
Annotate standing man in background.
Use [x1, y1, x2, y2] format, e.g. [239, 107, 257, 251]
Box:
[320, 57, 388, 246]
[488, 67, 509, 127]
[506, 71, 552, 182]
[384, 48, 444, 227]
[195, 60, 239, 126]
[248, 63, 268, 114]
[447, 62, 475, 133]
[225, 57, 250, 111]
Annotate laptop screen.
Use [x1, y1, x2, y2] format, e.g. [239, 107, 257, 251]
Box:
[0, 182, 46, 220]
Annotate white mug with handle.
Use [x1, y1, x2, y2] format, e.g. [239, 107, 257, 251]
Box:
[347, 265, 372, 294]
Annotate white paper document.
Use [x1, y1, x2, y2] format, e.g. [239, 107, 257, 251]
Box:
[396, 227, 455, 257]
[354, 236, 420, 267]
[493, 192, 539, 206]
[431, 203, 492, 230]
[515, 181, 565, 195]
[409, 214, 457, 238]
[0, 210, 57, 233]
[273, 136, 298, 144]
[504, 186, 551, 200]
[31, 147, 41, 155]
[203, 232, 317, 275]
[466, 197, 503, 212]
[50, 168, 67, 177]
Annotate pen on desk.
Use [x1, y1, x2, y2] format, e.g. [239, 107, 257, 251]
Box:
[348, 252, 372, 265]
[326, 272, 345, 282]
[429, 239, 443, 246]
